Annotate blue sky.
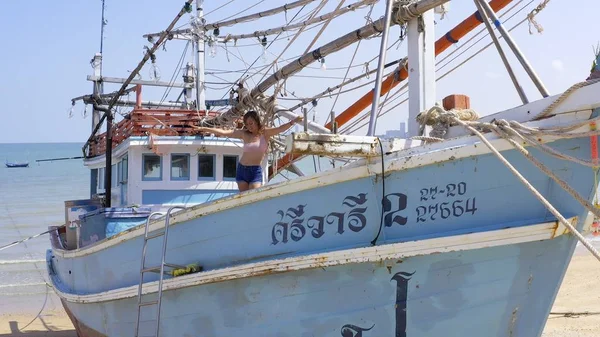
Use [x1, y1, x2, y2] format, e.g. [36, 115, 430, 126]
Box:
[0, 0, 597, 144]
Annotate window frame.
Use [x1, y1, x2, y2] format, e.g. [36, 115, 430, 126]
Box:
[142, 154, 163, 181]
[222, 155, 239, 181]
[197, 154, 216, 181]
[170, 153, 191, 181]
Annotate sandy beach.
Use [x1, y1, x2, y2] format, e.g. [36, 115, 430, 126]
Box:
[0, 251, 598, 336]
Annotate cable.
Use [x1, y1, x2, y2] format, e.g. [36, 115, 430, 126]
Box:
[216, 0, 267, 23]
[370, 137, 385, 246]
[204, 0, 237, 17]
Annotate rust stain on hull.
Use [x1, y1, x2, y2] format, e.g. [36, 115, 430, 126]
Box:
[61, 299, 108, 337]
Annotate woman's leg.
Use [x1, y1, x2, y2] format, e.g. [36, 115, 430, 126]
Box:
[237, 181, 249, 192]
[248, 182, 262, 190]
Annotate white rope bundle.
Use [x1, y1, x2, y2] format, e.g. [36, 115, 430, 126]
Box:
[395, 0, 422, 23]
[527, 0, 550, 34]
[416, 103, 479, 138]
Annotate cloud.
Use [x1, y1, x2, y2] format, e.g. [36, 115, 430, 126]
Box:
[552, 59, 564, 72]
[484, 71, 501, 79]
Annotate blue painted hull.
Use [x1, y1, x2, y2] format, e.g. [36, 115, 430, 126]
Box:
[53, 236, 580, 336]
[5, 162, 29, 168]
[47, 134, 595, 336]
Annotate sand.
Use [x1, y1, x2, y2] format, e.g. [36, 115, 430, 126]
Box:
[541, 252, 600, 337]
[0, 252, 598, 336]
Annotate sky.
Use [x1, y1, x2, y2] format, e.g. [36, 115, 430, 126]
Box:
[0, 0, 598, 144]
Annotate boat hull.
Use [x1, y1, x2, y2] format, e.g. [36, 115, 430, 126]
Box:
[49, 134, 595, 294]
[50, 232, 582, 337]
[5, 163, 29, 168]
[47, 112, 598, 336]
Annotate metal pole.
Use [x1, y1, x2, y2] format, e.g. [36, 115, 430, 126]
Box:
[330, 110, 337, 134]
[477, 0, 549, 97]
[195, 0, 206, 111]
[99, 0, 106, 75]
[367, 0, 394, 136]
[104, 112, 113, 207]
[303, 107, 308, 132]
[474, 0, 528, 104]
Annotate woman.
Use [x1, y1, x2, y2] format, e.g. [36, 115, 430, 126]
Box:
[193, 110, 302, 192]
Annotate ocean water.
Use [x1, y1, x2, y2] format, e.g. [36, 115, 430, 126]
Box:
[0, 143, 89, 314]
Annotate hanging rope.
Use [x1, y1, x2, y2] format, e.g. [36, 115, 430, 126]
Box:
[415, 105, 600, 262]
[527, 0, 550, 34]
[0, 226, 63, 252]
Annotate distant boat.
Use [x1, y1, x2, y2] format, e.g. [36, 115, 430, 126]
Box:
[5, 161, 29, 168]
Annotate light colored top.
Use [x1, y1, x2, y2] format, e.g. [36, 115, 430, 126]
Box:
[240, 133, 268, 166]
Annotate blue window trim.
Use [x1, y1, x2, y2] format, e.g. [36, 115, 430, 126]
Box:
[142, 153, 163, 181]
[222, 155, 239, 181]
[170, 153, 191, 181]
[197, 154, 216, 181]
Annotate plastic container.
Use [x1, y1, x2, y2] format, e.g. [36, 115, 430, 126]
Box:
[64, 199, 103, 250]
[78, 207, 151, 248]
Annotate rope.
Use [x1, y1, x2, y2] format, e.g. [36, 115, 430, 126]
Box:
[527, 0, 550, 34]
[534, 78, 600, 120]
[0, 226, 63, 252]
[420, 105, 600, 262]
[416, 103, 479, 138]
[549, 311, 600, 317]
[411, 135, 444, 143]
[395, 0, 421, 23]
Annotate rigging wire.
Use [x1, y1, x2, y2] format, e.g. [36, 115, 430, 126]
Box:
[343, 14, 533, 135]
[257, 0, 329, 86]
[327, 3, 375, 124]
[216, 0, 267, 23]
[203, 0, 237, 17]
[216, 4, 310, 100]
[159, 41, 191, 105]
[338, 1, 535, 134]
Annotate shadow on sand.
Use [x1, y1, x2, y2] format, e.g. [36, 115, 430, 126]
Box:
[1, 321, 76, 337]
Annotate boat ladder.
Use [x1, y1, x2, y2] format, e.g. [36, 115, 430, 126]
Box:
[134, 207, 186, 337]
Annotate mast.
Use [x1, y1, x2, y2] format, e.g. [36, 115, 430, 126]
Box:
[407, 2, 436, 137]
[91, 0, 106, 198]
[100, 0, 106, 75]
[195, 0, 206, 111]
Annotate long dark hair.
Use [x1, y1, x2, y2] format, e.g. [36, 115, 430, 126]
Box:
[243, 110, 263, 132]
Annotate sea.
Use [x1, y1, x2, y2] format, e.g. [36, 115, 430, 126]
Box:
[0, 143, 88, 315]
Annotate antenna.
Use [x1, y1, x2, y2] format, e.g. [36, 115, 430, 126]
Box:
[100, 0, 107, 75]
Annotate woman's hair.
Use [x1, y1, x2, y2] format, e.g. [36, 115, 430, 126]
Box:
[243, 110, 263, 131]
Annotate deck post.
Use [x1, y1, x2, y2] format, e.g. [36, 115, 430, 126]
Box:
[407, 6, 436, 137]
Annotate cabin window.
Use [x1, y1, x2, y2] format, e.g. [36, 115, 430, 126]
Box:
[142, 154, 162, 181]
[198, 154, 215, 180]
[98, 167, 105, 191]
[111, 164, 118, 187]
[120, 155, 128, 184]
[171, 154, 190, 180]
[223, 155, 238, 180]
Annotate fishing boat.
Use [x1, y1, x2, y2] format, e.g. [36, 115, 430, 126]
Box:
[46, 0, 600, 336]
[5, 161, 29, 168]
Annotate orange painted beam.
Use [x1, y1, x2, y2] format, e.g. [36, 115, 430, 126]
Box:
[269, 0, 513, 179]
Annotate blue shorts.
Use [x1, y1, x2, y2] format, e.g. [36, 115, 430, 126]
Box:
[236, 163, 263, 184]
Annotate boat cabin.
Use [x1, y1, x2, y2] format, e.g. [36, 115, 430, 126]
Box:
[61, 85, 270, 250]
[85, 135, 259, 208]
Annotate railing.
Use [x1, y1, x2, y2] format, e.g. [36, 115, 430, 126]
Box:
[88, 109, 220, 157]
